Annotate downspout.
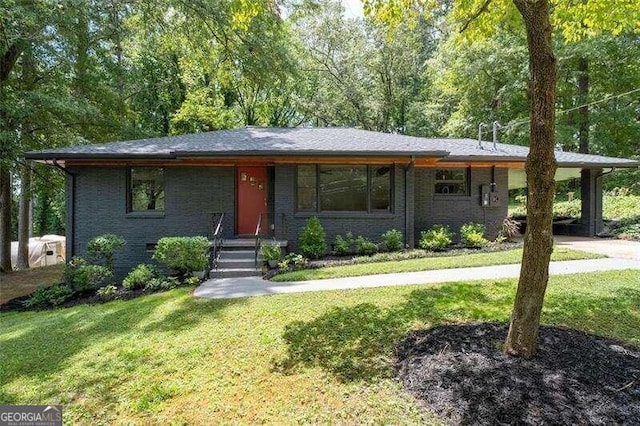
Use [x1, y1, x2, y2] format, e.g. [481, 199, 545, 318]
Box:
[52, 160, 75, 259]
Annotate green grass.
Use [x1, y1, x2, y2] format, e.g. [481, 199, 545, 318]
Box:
[272, 247, 601, 282]
[2, 270, 637, 424]
[509, 194, 640, 220]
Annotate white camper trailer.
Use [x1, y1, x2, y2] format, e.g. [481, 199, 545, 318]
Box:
[10, 235, 66, 270]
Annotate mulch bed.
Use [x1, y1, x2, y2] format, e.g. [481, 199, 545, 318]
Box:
[395, 323, 640, 425]
[1, 288, 156, 313]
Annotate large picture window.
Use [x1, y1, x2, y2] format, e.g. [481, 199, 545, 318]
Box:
[296, 165, 392, 213]
[128, 167, 165, 212]
[434, 168, 469, 196]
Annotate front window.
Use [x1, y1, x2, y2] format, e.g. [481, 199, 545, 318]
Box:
[435, 168, 468, 196]
[129, 167, 165, 211]
[296, 165, 392, 213]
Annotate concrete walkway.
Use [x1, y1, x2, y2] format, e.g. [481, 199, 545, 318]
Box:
[554, 235, 640, 260]
[193, 257, 640, 300]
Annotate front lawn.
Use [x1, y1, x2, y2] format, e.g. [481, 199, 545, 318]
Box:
[1, 270, 637, 424]
[271, 247, 601, 282]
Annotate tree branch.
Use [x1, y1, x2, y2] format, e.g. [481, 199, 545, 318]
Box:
[460, 0, 493, 33]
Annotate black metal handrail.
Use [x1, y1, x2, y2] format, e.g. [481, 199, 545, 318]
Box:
[254, 213, 263, 268]
[211, 212, 225, 272]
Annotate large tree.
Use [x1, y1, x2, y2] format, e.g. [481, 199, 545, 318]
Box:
[366, 0, 640, 357]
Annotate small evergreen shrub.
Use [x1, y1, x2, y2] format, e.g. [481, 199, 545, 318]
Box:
[460, 222, 489, 248]
[87, 234, 125, 271]
[355, 236, 378, 256]
[299, 217, 326, 259]
[63, 257, 114, 293]
[381, 229, 403, 252]
[153, 236, 210, 276]
[145, 277, 180, 291]
[333, 232, 354, 256]
[123, 264, 156, 290]
[25, 284, 72, 308]
[419, 225, 453, 251]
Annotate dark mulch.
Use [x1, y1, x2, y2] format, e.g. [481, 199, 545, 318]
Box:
[1, 288, 158, 313]
[395, 323, 640, 425]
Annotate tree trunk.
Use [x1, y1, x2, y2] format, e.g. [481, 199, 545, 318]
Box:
[578, 57, 589, 154]
[504, 0, 558, 357]
[0, 167, 12, 272]
[17, 164, 32, 269]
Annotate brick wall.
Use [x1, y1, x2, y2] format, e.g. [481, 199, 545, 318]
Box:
[68, 166, 235, 278]
[273, 164, 407, 252]
[414, 167, 509, 241]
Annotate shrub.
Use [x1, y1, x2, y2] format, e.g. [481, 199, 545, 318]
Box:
[63, 257, 114, 293]
[153, 236, 210, 276]
[97, 285, 118, 297]
[333, 233, 354, 256]
[25, 285, 72, 308]
[381, 229, 403, 252]
[87, 234, 125, 271]
[260, 241, 282, 261]
[145, 277, 180, 291]
[299, 217, 326, 259]
[460, 222, 489, 248]
[278, 253, 307, 269]
[498, 217, 521, 242]
[355, 236, 378, 256]
[123, 264, 156, 290]
[419, 225, 453, 251]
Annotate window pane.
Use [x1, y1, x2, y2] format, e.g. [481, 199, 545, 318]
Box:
[435, 168, 467, 195]
[297, 165, 317, 211]
[371, 166, 391, 211]
[130, 168, 164, 211]
[319, 165, 367, 211]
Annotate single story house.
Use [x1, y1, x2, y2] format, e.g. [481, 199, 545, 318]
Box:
[26, 127, 639, 277]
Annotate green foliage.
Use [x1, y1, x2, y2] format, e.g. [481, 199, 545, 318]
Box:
[333, 233, 354, 256]
[419, 225, 453, 251]
[152, 236, 210, 275]
[97, 285, 118, 298]
[355, 236, 378, 256]
[87, 234, 126, 271]
[25, 284, 73, 308]
[381, 229, 403, 252]
[123, 264, 157, 290]
[278, 253, 307, 270]
[460, 222, 489, 248]
[63, 257, 114, 293]
[299, 217, 326, 260]
[260, 242, 282, 261]
[144, 277, 180, 291]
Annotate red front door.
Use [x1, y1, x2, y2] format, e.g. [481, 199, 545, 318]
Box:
[237, 166, 268, 235]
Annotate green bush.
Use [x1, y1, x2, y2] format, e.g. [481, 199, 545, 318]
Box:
[460, 222, 489, 248]
[355, 236, 378, 256]
[299, 217, 326, 259]
[152, 236, 210, 276]
[63, 257, 114, 293]
[419, 225, 453, 251]
[278, 253, 307, 269]
[123, 264, 156, 290]
[87, 234, 125, 271]
[145, 277, 179, 291]
[25, 284, 72, 308]
[381, 229, 403, 252]
[333, 233, 354, 256]
[96, 285, 118, 297]
[260, 241, 282, 261]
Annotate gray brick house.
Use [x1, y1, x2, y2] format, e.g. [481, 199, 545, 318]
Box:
[26, 127, 639, 277]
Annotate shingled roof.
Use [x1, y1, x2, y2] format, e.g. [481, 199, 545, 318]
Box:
[25, 127, 639, 168]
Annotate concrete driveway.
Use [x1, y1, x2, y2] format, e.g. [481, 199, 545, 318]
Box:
[554, 235, 640, 260]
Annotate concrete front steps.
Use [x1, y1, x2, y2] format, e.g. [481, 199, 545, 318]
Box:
[211, 238, 287, 279]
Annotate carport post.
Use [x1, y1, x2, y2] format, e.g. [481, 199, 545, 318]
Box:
[580, 168, 603, 236]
